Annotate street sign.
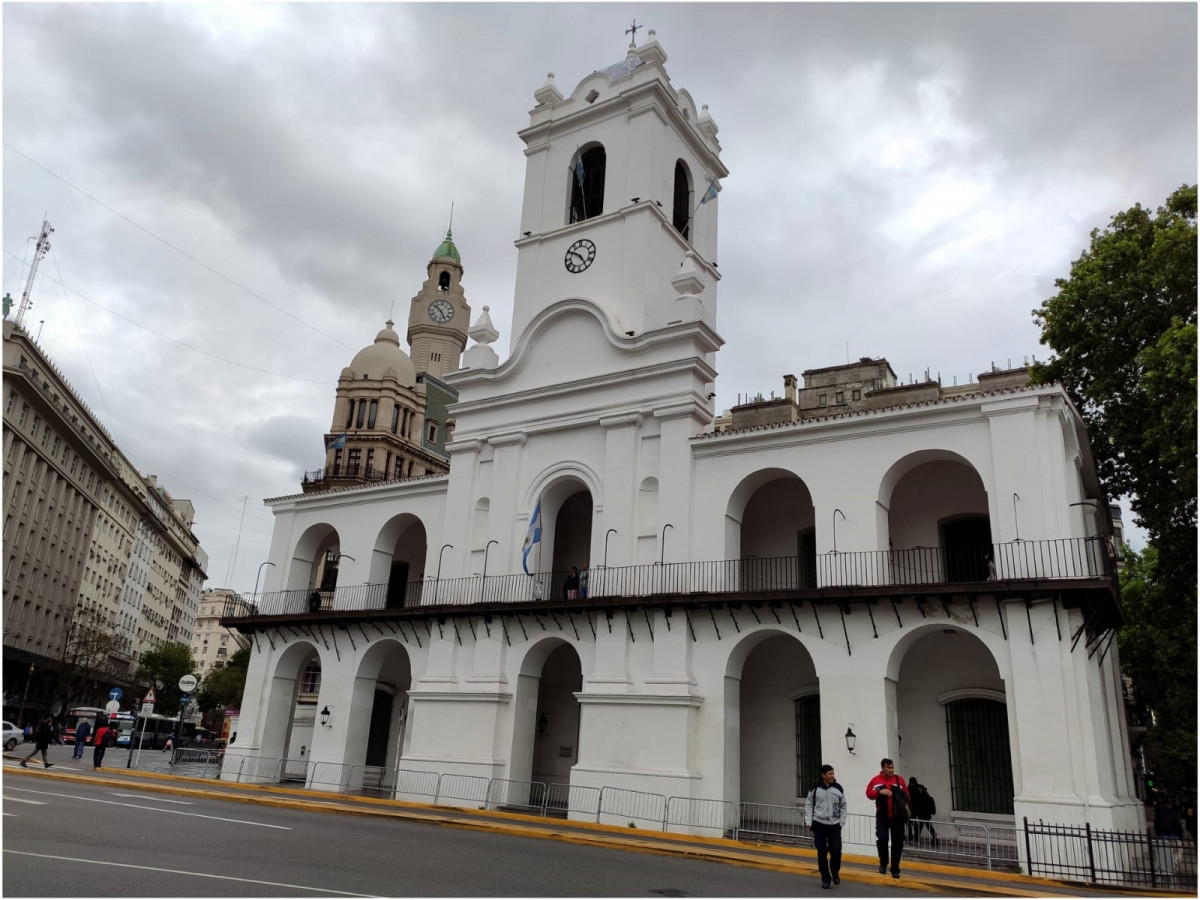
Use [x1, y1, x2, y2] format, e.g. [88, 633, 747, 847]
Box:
[178, 674, 198, 693]
[105, 700, 120, 714]
[109, 687, 123, 701]
[144, 688, 156, 704]
[142, 702, 154, 716]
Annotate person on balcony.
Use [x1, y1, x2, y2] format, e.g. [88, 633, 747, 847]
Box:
[805, 764, 847, 889]
[564, 567, 580, 599]
[866, 757, 909, 878]
[308, 590, 322, 613]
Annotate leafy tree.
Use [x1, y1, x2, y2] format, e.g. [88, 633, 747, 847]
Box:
[1032, 184, 1197, 786]
[196, 646, 250, 713]
[135, 643, 197, 717]
[1118, 545, 1196, 788]
[1032, 183, 1197, 578]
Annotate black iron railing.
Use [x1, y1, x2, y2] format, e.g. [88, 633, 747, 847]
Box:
[1025, 817, 1197, 889]
[302, 464, 394, 485]
[222, 537, 1113, 620]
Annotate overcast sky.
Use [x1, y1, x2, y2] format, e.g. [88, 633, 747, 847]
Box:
[3, 2, 1194, 594]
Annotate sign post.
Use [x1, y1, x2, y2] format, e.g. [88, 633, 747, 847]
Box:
[173, 674, 198, 761]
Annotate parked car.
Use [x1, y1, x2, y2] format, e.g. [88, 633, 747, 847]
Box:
[2, 720, 22, 751]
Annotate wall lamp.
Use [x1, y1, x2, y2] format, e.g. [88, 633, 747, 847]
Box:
[320, 706, 332, 727]
[844, 724, 856, 754]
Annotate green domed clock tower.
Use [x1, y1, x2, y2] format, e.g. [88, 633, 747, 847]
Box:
[407, 229, 471, 379]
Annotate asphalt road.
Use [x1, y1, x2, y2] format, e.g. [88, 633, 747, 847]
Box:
[2, 777, 928, 897]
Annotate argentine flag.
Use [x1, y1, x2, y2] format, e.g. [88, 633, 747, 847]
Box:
[700, 181, 718, 204]
[522, 502, 542, 575]
[327, 433, 347, 450]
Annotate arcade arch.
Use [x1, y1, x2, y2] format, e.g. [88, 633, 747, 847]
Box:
[258, 641, 322, 765]
[370, 514, 427, 609]
[348, 640, 413, 771]
[286, 523, 346, 594]
[891, 627, 1014, 816]
[726, 630, 820, 807]
[726, 469, 816, 590]
[511, 638, 583, 799]
[882, 453, 992, 584]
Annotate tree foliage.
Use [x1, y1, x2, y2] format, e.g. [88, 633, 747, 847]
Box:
[1118, 545, 1196, 788]
[52, 606, 131, 713]
[1032, 184, 1197, 786]
[135, 643, 197, 717]
[1032, 183, 1197, 578]
[195, 646, 250, 714]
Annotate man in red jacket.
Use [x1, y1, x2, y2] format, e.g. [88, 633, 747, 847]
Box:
[865, 757, 909, 878]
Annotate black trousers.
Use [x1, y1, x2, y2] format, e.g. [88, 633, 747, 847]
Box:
[811, 821, 842, 883]
[876, 817, 905, 873]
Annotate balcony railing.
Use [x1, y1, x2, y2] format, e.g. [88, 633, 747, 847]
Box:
[223, 537, 1113, 620]
[302, 463, 394, 486]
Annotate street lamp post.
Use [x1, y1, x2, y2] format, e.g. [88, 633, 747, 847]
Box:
[435, 544, 453, 603]
[252, 561, 276, 605]
[480, 540, 499, 602]
[832, 509, 846, 553]
[603, 528, 617, 569]
[16, 663, 35, 728]
[660, 523, 673, 566]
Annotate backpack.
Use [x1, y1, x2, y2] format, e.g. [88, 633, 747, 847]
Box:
[893, 784, 912, 822]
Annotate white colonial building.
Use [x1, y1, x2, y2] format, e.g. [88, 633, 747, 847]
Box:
[221, 33, 1143, 844]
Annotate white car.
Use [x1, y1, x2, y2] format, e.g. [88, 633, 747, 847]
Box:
[2, 720, 22, 751]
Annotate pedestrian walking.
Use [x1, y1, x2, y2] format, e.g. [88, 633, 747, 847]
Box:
[20, 716, 54, 768]
[907, 777, 938, 844]
[163, 732, 175, 752]
[92, 720, 113, 770]
[72, 719, 92, 760]
[866, 757, 910, 878]
[805, 764, 847, 889]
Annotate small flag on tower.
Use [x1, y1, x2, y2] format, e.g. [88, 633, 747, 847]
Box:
[574, 158, 586, 191]
[327, 433, 347, 450]
[700, 181, 718, 204]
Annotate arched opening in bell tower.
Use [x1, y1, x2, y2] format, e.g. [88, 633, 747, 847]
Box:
[551, 489, 593, 597]
[569, 145, 606, 223]
[673, 159, 692, 238]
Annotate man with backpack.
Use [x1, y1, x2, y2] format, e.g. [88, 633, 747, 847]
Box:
[91, 719, 115, 770]
[20, 716, 54, 769]
[866, 757, 910, 878]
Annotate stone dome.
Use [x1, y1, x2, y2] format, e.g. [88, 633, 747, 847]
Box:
[346, 320, 416, 385]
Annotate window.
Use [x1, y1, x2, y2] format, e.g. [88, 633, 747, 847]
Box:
[31, 415, 40, 435]
[17, 403, 28, 426]
[438, 271, 450, 292]
[672, 160, 692, 238]
[300, 661, 322, 694]
[5, 390, 15, 414]
[394, 459, 404, 478]
[391, 405, 399, 434]
[818, 394, 828, 408]
[345, 401, 354, 429]
[835, 392, 844, 405]
[852, 389, 861, 401]
[355, 401, 366, 429]
[568, 145, 606, 223]
[426, 421, 439, 443]
[367, 400, 378, 429]
[365, 449, 375, 474]
[347, 448, 361, 474]
[795, 694, 821, 796]
[946, 698, 1014, 814]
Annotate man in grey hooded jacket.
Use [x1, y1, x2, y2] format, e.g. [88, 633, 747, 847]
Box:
[806, 764, 848, 889]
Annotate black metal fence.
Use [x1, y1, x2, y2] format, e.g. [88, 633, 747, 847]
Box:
[1025, 817, 1197, 890]
[223, 537, 1111, 620]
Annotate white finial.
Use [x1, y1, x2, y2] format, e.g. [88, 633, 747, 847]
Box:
[547, 72, 554, 80]
[648, 29, 656, 38]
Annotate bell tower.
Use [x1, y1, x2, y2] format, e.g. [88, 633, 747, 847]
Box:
[407, 229, 471, 379]
[509, 30, 727, 342]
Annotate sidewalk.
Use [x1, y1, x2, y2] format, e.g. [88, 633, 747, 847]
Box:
[2, 747, 1186, 898]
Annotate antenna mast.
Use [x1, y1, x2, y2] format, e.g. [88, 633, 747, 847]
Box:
[15, 219, 54, 329]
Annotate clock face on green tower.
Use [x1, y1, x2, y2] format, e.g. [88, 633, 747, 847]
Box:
[428, 298, 454, 323]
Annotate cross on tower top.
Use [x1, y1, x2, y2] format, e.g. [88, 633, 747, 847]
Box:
[625, 19, 641, 45]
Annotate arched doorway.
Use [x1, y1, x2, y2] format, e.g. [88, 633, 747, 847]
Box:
[727, 631, 820, 818]
[727, 470, 817, 590]
[371, 514, 427, 609]
[893, 627, 1013, 821]
[512, 638, 583, 811]
[348, 640, 412, 795]
[254, 641, 323, 782]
